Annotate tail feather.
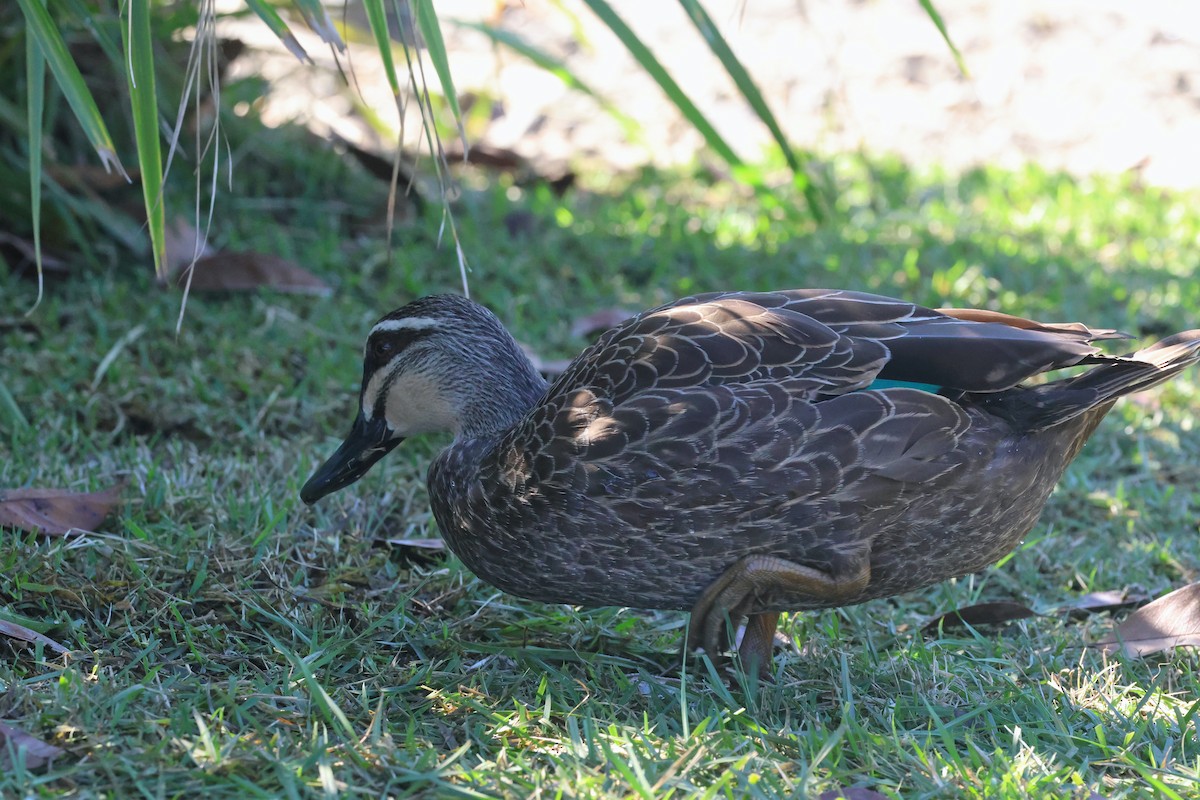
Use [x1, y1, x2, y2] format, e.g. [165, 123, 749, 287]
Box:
[1134, 329, 1200, 367]
[981, 330, 1200, 431]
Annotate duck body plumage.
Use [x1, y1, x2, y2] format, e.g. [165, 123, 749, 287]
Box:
[432, 403, 1076, 612]
[302, 288, 1200, 663]
[425, 289, 1177, 612]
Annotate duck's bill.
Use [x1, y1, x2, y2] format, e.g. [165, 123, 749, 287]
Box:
[300, 414, 402, 505]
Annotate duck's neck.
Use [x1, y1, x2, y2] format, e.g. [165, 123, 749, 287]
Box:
[454, 346, 549, 441]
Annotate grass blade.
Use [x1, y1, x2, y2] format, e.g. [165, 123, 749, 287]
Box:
[365, 0, 469, 295]
[361, 0, 402, 98]
[24, 26, 46, 313]
[412, 0, 465, 149]
[361, 0, 408, 243]
[122, 0, 166, 280]
[292, 0, 345, 52]
[60, 0, 122, 64]
[16, 0, 126, 177]
[676, 0, 824, 222]
[450, 19, 643, 143]
[917, 0, 969, 77]
[580, 0, 744, 175]
[262, 633, 370, 769]
[243, 0, 310, 62]
[0, 377, 29, 433]
[675, 0, 787, 162]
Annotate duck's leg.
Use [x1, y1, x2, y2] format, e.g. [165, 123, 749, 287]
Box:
[688, 554, 871, 673]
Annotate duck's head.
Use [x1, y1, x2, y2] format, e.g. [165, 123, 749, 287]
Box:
[300, 294, 545, 505]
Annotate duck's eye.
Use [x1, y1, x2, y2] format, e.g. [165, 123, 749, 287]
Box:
[372, 339, 395, 360]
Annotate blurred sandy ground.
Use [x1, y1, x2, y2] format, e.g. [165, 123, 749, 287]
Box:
[218, 0, 1200, 186]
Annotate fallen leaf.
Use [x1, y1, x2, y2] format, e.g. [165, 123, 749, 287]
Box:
[1061, 589, 1149, 620]
[922, 601, 1037, 635]
[1097, 583, 1200, 657]
[0, 721, 65, 771]
[0, 486, 122, 536]
[176, 251, 331, 296]
[163, 217, 216, 276]
[818, 787, 889, 800]
[330, 134, 425, 219]
[443, 143, 524, 171]
[571, 308, 633, 340]
[0, 619, 68, 654]
[0, 233, 69, 275]
[335, 134, 420, 186]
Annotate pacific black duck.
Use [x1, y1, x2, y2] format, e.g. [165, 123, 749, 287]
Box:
[301, 289, 1200, 672]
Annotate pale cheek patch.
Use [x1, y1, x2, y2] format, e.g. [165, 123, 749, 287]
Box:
[384, 373, 459, 436]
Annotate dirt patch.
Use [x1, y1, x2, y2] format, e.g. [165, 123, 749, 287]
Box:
[221, 0, 1200, 186]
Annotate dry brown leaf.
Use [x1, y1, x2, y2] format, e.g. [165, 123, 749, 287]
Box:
[176, 251, 331, 296]
[443, 142, 525, 171]
[818, 787, 889, 800]
[1061, 589, 1149, 620]
[570, 308, 633, 340]
[0, 619, 68, 654]
[0, 721, 65, 771]
[0, 485, 121, 536]
[922, 601, 1037, 635]
[0, 233, 69, 275]
[163, 217, 217, 277]
[1097, 582, 1200, 657]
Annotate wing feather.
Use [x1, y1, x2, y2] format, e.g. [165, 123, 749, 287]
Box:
[467, 289, 1113, 564]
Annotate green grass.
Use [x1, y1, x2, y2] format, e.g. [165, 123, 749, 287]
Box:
[2, 127, 1200, 798]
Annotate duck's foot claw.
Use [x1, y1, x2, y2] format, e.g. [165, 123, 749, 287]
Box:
[737, 612, 779, 677]
[686, 553, 871, 672]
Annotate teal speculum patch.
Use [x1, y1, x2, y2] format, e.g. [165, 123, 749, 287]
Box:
[863, 378, 942, 393]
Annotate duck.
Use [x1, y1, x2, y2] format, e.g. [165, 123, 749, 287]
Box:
[300, 289, 1200, 674]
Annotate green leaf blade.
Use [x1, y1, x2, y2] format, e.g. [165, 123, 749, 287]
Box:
[24, 27, 46, 312]
[413, 0, 465, 149]
[918, 0, 969, 77]
[122, 0, 166, 279]
[360, 0, 401, 97]
[676, 0, 824, 222]
[293, 0, 346, 52]
[244, 0, 310, 62]
[450, 19, 643, 143]
[580, 0, 742, 170]
[16, 0, 126, 176]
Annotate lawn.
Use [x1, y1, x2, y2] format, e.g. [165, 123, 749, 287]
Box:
[2, 126, 1200, 798]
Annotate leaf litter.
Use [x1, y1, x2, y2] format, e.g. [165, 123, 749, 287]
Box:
[0, 619, 68, 655]
[0, 721, 66, 771]
[1096, 582, 1200, 657]
[175, 251, 331, 295]
[0, 485, 122, 536]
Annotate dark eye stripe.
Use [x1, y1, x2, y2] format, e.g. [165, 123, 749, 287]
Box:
[365, 328, 432, 373]
[373, 360, 403, 419]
